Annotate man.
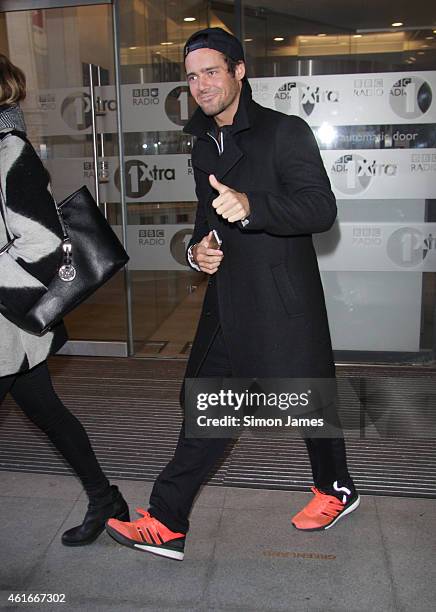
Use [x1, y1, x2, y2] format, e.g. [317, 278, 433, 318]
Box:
[106, 28, 359, 561]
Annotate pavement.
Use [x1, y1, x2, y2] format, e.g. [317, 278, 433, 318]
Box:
[0, 471, 435, 612]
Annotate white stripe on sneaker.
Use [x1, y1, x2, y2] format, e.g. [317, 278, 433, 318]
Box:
[333, 481, 352, 504]
[133, 543, 184, 561]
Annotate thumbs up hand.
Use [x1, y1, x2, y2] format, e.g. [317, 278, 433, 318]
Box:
[209, 174, 250, 223]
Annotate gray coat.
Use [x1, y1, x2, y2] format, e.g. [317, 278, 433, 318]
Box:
[0, 105, 67, 377]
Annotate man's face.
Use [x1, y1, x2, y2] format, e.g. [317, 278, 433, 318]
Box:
[185, 47, 245, 121]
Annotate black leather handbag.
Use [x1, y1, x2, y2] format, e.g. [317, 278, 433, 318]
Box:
[0, 184, 129, 335]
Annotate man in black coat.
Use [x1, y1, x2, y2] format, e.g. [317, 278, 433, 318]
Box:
[107, 28, 360, 561]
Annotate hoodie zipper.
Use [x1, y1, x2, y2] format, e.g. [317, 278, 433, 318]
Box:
[207, 129, 224, 155]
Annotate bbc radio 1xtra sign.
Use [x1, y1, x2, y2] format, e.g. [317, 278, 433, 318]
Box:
[315, 223, 436, 272]
[26, 83, 197, 135]
[46, 155, 194, 202]
[46, 148, 436, 202]
[325, 149, 436, 198]
[255, 72, 434, 125]
[112, 222, 436, 272]
[27, 71, 436, 202]
[24, 71, 436, 136]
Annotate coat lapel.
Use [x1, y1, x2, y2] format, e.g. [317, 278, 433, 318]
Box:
[192, 135, 244, 180]
[186, 80, 253, 207]
[214, 136, 243, 182]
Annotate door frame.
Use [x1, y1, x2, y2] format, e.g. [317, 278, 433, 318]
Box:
[0, 1, 111, 11]
[0, 0, 134, 357]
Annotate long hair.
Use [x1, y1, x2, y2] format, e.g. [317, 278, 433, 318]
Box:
[0, 54, 26, 105]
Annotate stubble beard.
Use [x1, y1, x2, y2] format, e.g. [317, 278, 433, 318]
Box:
[199, 82, 240, 119]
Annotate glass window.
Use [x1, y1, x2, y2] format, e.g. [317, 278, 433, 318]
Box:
[238, 0, 436, 362]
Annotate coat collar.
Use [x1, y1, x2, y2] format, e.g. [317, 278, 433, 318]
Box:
[183, 79, 253, 139]
[185, 80, 254, 182]
[0, 104, 27, 133]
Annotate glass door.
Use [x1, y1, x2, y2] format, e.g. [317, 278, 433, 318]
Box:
[0, 0, 132, 356]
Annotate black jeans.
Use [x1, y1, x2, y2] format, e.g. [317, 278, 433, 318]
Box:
[0, 361, 109, 497]
[149, 328, 354, 534]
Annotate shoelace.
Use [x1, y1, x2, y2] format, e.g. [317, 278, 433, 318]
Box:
[135, 507, 151, 519]
[308, 487, 344, 518]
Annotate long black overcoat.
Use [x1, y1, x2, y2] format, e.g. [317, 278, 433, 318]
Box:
[184, 81, 336, 379]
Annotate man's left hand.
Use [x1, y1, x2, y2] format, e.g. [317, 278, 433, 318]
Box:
[209, 174, 250, 223]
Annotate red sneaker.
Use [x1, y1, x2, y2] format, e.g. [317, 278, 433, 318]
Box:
[106, 508, 185, 560]
[292, 487, 360, 531]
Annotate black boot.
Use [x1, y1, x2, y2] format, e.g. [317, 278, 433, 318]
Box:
[62, 485, 130, 546]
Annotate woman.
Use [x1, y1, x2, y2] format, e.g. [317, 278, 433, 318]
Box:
[0, 53, 129, 545]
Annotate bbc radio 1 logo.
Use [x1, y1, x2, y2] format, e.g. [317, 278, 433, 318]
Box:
[60, 91, 116, 130]
[353, 78, 384, 98]
[165, 86, 197, 126]
[137, 227, 194, 268]
[274, 81, 339, 116]
[170, 229, 194, 266]
[138, 229, 164, 245]
[132, 87, 159, 106]
[37, 93, 56, 111]
[330, 154, 397, 195]
[389, 77, 432, 119]
[410, 152, 436, 173]
[114, 160, 175, 198]
[387, 227, 436, 268]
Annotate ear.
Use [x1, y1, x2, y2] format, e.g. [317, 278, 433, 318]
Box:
[235, 60, 246, 83]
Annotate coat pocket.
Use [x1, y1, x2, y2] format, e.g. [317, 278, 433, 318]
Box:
[270, 262, 304, 318]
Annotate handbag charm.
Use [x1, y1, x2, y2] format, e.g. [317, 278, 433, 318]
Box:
[58, 239, 76, 282]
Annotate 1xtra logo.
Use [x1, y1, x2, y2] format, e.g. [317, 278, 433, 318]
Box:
[330, 154, 397, 195]
[60, 92, 117, 130]
[275, 81, 339, 116]
[114, 160, 175, 198]
[389, 77, 432, 119]
[387, 227, 436, 268]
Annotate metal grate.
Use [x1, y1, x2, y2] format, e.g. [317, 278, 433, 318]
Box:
[1, 357, 435, 498]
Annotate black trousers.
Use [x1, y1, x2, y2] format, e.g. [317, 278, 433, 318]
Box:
[149, 328, 354, 534]
[0, 361, 109, 497]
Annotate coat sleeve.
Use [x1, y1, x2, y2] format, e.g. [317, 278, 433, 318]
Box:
[241, 115, 337, 236]
[0, 134, 64, 313]
[185, 165, 210, 269]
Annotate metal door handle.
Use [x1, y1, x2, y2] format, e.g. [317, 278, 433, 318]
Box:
[88, 63, 101, 209]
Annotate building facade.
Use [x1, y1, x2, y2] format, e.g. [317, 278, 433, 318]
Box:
[1, 0, 435, 365]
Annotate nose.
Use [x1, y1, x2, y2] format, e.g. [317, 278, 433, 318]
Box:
[198, 73, 212, 91]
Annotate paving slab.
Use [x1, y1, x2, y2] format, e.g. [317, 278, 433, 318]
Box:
[24, 497, 223, 610]
[375, 495, 436, 612]
[1, 472, 435, 612]
[203, 497, 395, 612]
[0, 496, 77, 591]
